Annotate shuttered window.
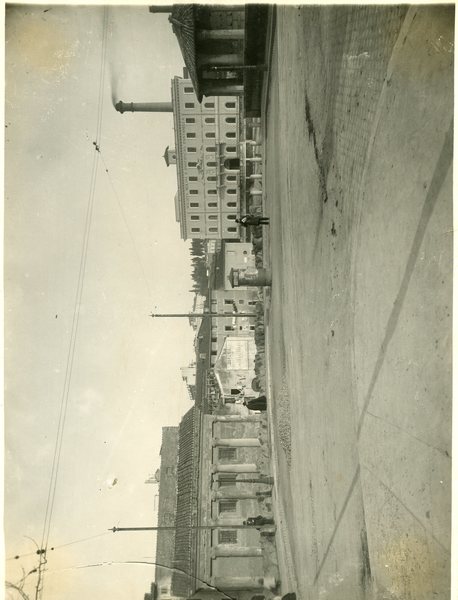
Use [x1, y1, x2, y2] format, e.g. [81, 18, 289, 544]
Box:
[219, 474, 237, 487]
[218, 447, 236, 460]
[218, 530, 237, 544]
[219, 500, 237, 513]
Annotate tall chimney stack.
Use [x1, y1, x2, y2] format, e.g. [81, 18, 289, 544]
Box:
[149, 6, 173, 13]
[115, 101, 173, 114]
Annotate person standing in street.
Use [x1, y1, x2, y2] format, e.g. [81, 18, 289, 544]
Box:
[236, 215, 270, 227]
[243, 395, 267, 411]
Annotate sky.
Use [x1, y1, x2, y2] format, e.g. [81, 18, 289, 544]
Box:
[4, 5, 197, 599]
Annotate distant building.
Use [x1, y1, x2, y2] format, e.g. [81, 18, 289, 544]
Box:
[144, 582, 157, 600]
[188, 294, 207, 332]
[154, 427, 180, 600]
[181, 364, 197, 402]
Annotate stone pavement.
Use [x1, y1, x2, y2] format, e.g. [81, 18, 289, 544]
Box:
[262, 5, 453, 600]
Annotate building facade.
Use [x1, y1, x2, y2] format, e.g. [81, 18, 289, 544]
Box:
[167, 75, 242, 241]
[152, 4, 269, 116]
[210, 289, 257, 370]
[154, 427, 180, 600]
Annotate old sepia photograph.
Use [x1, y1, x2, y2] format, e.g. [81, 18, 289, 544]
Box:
[4, 3, 454, 600]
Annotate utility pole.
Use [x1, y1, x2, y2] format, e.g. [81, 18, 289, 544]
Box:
[150, 312, 256, 318]
[110, 523, 267, 532]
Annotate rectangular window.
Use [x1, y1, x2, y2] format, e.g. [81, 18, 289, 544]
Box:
[219, 500, 237, 514]
[190, 202, 199, 208]
[211, 337, 217, 343]
[186, 117, 195, 124]
[205, 117, 215, 124]
[248, 301, 256, 306]
[185, 102, 194, 109]
[218, 474, 237, 487]
[226, 131, 236, 138]
[227, 188, 236, 195]
[205, 132, 216, 138]
[207, 161, 216, 167]
[227, 227, 237, 233]
[218, 530, 237, 544]
[204, 102, 215, 109]
[186, 132, 196, 139]
[218, 447, 236, 460]
[191, 215, 200, 221]
[225, 102, 236, 109]
[208, 215, 218, 220]
[191, 227, 200, 232]
[207, 176, 216, 182]
[188, 161, 197, 168]
[226, 146, 236, 153]
[211, 350, 217, 356]
[226, 175, 236, 182]
[208, 189, 217, 195]
[208, 202, 217, 208]
[189, 189, 199, 195]
[224, 299, 232, 305]
[226, 117, 236, 124]
[206, 146, 216, 152]
[189, 176, 198, 181]
[187, 147, 196, 153]
[239, 299, 245, 304]
[225, 325, 234, 331]
[227, 201, 237, 208]
[227, 215, 236, 220]
[209, 227, 218, 233]
[184, 86, 194, 93]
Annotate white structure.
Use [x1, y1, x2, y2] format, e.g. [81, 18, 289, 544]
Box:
[166, 74, 242, 240]
[213, 336, 257, 401]
[224, 242, 256, 290]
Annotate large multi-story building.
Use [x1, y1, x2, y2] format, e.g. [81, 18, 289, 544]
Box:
[115, 71, 242, 241]
[166, 74, 242, 241]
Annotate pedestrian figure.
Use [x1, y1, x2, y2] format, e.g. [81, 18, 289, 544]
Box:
[243, 395, 267, 411]
[235, 215, 270, 227]
[243, 515, 275, 527]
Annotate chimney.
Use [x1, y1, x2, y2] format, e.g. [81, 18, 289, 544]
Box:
[149, 6, 173, 13]
[115, 101, 173, 114]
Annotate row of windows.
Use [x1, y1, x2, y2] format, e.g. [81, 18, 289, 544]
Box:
[189, 188, 237, 195]
[188, 175, 237, 184]
[190, 226, 238, 233]
[190, 214, 236, 221]
[186, 131, 236, 139]
[224, 299, 257, 305]
[183, 100, 236, 110]
[189, 201, 237, 208]
[185, 117, 236, 125]
[187, 148, 237, 165]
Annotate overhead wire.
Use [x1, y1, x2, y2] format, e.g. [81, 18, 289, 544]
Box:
[34, 8, 110, 600]
[7, 531, 111, 562]
[98, 150, 154, 299]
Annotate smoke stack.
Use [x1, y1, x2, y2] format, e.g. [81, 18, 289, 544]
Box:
[115, 101, 173, 114]
[149, 6, 173, 13]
